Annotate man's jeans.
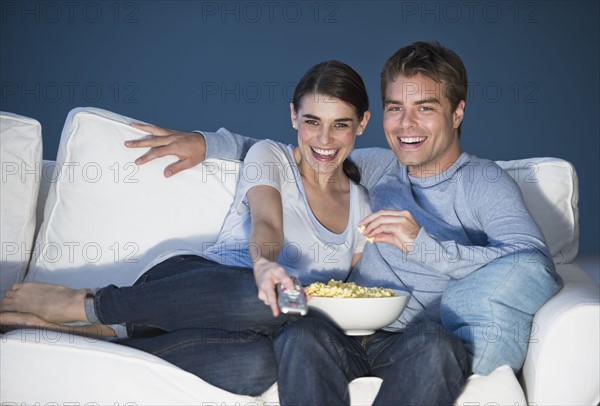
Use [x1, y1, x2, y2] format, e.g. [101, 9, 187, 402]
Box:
[273, 317, 471, 406]
[440, 250, 562, 375]
[90, 255, 288, 396]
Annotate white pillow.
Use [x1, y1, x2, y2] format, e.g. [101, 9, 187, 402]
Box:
[497, 158, 579, 264]
[0, 112, 43, 297]
[26, 107, 240, 289]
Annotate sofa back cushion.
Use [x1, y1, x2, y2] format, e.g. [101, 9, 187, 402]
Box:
[0, 112, 43, 296]
[497, 158, 579, 264]
[26, 107, 239, 289]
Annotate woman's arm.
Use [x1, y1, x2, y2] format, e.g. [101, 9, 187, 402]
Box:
[247, 185, 295, 317]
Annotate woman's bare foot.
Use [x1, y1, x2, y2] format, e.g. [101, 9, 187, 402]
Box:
[0, 312, 116, 339]
[1, 282, 89, 324]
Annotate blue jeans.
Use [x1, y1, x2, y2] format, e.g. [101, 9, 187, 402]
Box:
[91, 255, 290, 396]
[440, 250, 562, 375]
[273, 317, 470, 406]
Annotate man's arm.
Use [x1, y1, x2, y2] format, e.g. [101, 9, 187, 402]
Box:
[350, 147, 398, 190]
[125, 123, 259, 177]
[411, 169, 552, 279]
[359, 161, 553, 279]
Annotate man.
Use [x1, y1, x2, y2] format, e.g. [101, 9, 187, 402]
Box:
[128, 41, 562, 404]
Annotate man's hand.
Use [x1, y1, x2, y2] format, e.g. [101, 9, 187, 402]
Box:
[359, 210, 421, 252]
[125, 123, 206, 178]
[253, 257, 296, 317]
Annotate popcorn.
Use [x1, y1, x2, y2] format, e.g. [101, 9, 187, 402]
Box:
[306, 280, 397, 298]
[358, 225, 375, 243]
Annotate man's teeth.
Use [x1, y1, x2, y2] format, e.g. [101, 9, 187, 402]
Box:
[400, 137, 426, 144]
[312, 147, 338, 156]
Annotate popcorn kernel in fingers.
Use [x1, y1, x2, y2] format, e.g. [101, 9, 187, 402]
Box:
[358, 225, 374, 243]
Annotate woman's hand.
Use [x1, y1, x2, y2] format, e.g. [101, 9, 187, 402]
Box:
[125, 123, 206, 178]
[359, 210, 421, 253]
[253, 257, 296, 317]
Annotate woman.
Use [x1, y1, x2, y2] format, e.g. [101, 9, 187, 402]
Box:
[1, 60, 371, 396]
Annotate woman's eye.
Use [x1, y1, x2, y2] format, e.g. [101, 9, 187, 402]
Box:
[334, 122, 349, 128]
[305, 120, 318, 125]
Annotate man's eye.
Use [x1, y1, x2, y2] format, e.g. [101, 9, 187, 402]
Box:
[419, 106, 433, 111]
[387, 106, 401, 112]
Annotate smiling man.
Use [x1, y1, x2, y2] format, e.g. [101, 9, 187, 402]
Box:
[126, 41, 563, 404]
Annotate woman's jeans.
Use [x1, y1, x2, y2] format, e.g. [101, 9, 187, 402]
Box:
[90, 255, 288, 396]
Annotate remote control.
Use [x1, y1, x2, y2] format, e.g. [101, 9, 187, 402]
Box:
[277, 276, 308, 316]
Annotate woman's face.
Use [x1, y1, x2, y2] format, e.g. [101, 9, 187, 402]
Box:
[291, 93, 369, 178]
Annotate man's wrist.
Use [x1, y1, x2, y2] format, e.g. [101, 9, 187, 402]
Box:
[191, 130, 208, 161]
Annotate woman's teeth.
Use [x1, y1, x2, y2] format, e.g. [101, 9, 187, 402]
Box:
[312, 147, 338, 157]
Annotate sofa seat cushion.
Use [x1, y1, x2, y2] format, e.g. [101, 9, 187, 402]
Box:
[0, 112, 42, 297]
[0, 328, 258, 405]
[0, 329, 526, 405]
[26, 107, 240, 288]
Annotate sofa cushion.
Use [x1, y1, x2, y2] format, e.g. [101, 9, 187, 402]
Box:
[0, 329, 529, 405]
[26, 107, 239, 289]
[0, 112, 43, 297]
[0, 328, 259, 405]
[497, 158, 579, 264]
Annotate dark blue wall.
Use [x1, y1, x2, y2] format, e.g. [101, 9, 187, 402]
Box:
[1, 1, 598, 255]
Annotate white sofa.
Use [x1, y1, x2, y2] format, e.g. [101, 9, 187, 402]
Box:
[1, 108, 599, 405]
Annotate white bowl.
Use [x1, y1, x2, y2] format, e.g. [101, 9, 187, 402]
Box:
[307, 293, 410, 336]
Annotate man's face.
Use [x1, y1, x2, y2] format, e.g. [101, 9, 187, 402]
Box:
[383, 73, 465, 178]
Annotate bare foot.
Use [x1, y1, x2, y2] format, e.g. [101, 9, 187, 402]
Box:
[1, 282, 89, 324]
[0, 312, 116, 339]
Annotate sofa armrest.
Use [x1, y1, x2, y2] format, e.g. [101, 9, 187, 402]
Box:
[520, 263, 600, 405]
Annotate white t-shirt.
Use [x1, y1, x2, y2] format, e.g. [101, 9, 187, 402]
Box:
[203, 139, 371, 285]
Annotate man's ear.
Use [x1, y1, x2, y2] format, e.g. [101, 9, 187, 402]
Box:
[290, 103, 298, 129]
[453, 100, 466, 129]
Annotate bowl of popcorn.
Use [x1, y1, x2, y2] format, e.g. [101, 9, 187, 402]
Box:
[306, 280, 409, 336]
